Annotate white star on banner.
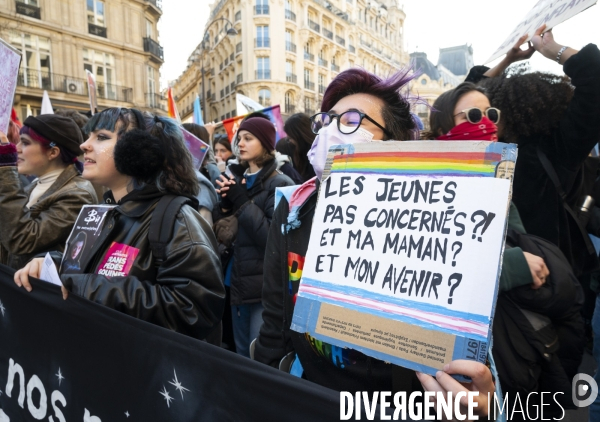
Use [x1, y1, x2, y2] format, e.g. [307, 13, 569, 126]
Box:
[0, 300, 5, 317]
[125, 411, 130, 418]
[159, 386, 174, 408]
[168, 369, 190, 400]
[55, 368, 64, 386]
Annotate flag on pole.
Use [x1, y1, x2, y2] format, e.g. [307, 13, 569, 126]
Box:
[222, 104, 286, 143]
[11, 108, 21, 128]
[86, 70, 98, 115]
[236, 93, 264, 116]
[167, 87, 181, 123]
[41, 90, 54, 114]
[193, 94, 204, 125]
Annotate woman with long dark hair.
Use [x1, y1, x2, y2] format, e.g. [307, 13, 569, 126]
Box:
[283, 113, 316, 182]
[14, 108, 225, 339]
[0, 114, 97, 269]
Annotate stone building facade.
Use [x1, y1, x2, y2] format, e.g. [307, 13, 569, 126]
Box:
[0, 0, 166, 121]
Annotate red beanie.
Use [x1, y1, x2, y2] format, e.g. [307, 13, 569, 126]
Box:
[238, 117, 276, 152]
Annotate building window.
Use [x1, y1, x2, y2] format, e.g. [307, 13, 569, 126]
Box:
[83, 48, 116, 100]
[10, 31, 52, 89]
[87, 0, 105, 26]
[258, 88, 271, 106]
[285, 91, 294, 113]
[146, 19, 154, 39]
[255, 0, 269, 15]
[147, 66, 156, 106]
[256, 25, 269, 48]
[256, 57, 270, 79]
[304, 97, 313, 114]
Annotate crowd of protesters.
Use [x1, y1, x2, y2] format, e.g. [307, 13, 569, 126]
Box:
[1, 23, 600, 420]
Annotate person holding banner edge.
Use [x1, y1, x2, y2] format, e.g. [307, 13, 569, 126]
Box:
[0, 115, 98, 270]
[255, 67, 495, 418]
[13, 108, 225, 341]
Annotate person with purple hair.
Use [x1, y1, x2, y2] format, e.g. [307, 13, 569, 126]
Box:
[254, 67, 495, 416]
[0, 115, 97, 270]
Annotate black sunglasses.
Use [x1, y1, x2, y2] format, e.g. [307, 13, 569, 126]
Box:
[454, 107, 501, 125]
[310, 110, 393, 138]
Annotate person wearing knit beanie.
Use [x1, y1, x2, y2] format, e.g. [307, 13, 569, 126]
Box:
[237, 117, 276, 153]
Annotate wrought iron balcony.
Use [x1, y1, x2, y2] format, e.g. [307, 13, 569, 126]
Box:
[286, 74, 297, 83]
[143, 37, 164, 61]
[145, 0, 162, 10]
[304, 80, 315, 91]
[323, 28, 333, 40]
[236, 73, 243, 83]
[254, 5, 269, 15]
[286, 42, 296, 53]
[331, 63, 340, 72]
[319, 84, 326, 94]
[254, 38, 270, 48]
[285, 104, 295, 114]
[145, 93, 167, 111]
[285, 10, 296, 21]
[15, 1, 41, 19]
[256, 70, 271, 80]
[304, 52, 314, 62]
[235, 10, 241, 21]
[88, 23, 107, 38]
[318, 58, 328, 67]
[336, 36, 345, 46]
[308, 20, 320, 33]
[236, 42, 242, 54]
[349, 45, 356, 54]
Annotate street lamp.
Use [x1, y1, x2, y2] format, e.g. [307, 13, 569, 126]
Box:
[194, 17, 238, 124]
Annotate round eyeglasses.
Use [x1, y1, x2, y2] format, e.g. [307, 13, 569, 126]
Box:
[310, 110, 392, 138]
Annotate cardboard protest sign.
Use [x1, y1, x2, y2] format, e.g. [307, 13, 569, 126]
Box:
[60, 205, 115, 274]
[182, 128, 210, 169]
[0, 37, 21, 134]
[291, 141, 517, 376]
[486, 0, 597, 63]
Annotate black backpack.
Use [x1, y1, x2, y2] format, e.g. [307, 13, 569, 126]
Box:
[148, 195, 196, 264]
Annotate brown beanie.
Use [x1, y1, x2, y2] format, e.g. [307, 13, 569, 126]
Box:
[238, 117, 276, 152]
[23, 115, 84, 156]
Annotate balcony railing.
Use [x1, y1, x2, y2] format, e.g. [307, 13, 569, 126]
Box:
[236, 73, 243, 83]
[88, 23, 107, 38]
[285, 104, 295, 114]
[220, 89, 224, 99]
[331, 63, 340, 72]
[319, 84, 326, 94]
[143, 37, 164, 61]
[255, 38, 270, 48]
[17, 69, 133, 102]
[349, 44, 356, 53]
[286, 74, 297, 83]
[230, 82, 236, 92]
[16, 1, 41, 19]
[256, 70, 271, 79]
[145, 93, 167, 111]
[145, 0, 162, 10]
[318, 58, 327, 67]
[254, 5, 269, 14]
[236, 42, 242, 54]
[285, 9, 296, 21]
[235, 10, 241, 21]
[304, 52, 314, 62]
[323, 28, 333, 40]
[305, 108, 315, 116]
[308, 20, 320, 32]
[304, 80, 315, 90]
[336, 35, 345, 46]
[285, 42, 296, 53]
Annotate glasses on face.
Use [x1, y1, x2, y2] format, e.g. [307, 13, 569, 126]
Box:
[310, 110, 392, 138]
[454, 107, 501, 125]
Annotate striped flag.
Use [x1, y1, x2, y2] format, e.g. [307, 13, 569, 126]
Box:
[167, 87, 181, 122]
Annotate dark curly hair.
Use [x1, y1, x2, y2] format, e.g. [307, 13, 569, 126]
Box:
[423, 82, 486, 139]
[321, 67, 416, 140]
[283, 113, 315, 178]
[478, 64, 573, 143]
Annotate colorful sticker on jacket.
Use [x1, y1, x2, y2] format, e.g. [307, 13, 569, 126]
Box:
[288, 252, 305, 296]
[97, 242, 140, 278]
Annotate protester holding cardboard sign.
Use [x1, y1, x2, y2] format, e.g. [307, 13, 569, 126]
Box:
[0, 115, 97, 270]
[13, 108, 225, 340]
[255, 68, 495, 418]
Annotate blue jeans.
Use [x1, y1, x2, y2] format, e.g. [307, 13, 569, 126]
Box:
[591, 294, 600, 421]
[231, 302, 264, 358]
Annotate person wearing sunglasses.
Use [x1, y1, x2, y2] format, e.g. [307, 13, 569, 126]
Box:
[254, 67, 496, 419]
[423, 82, 500, 141]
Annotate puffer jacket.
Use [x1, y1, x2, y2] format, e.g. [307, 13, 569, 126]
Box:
[60, 185, 226, 340]
[0, 164, 97, 270]
[213, 158, 294, 306]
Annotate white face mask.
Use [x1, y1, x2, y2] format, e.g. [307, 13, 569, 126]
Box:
[308, 122, 374, 179]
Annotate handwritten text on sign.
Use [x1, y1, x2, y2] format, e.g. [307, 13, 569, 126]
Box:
[301, 174, 510, 318]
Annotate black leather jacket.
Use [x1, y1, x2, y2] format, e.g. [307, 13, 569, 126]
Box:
[61, 185, 225, 340]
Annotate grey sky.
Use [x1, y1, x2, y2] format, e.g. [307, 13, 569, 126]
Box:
[158, 0, 600, 89]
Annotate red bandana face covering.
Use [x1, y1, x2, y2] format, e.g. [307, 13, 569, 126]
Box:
[436, 117, 498, 141]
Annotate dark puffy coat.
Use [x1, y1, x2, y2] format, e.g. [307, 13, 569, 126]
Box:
[467, 44, 600, 276]
[0, 164, 97, 270]
[213, 158, 294, 306]
[60, 185, 225, 340]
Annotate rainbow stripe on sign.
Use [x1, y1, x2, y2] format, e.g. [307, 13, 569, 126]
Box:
[330, 151, 503, 177]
